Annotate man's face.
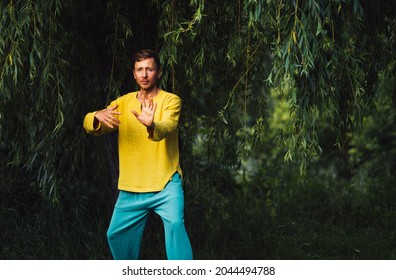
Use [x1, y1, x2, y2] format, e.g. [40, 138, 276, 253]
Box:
[133, 58, 161, 92]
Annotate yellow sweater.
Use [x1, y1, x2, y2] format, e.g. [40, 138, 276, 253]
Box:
[83, 90, 182, 192]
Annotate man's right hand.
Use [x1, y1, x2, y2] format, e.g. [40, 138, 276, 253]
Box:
[94, 105, 121, 129]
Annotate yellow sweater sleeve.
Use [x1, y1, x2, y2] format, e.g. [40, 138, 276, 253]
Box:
[151, 94, 181, 141]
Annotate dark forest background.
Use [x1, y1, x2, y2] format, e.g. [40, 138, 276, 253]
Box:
[1, 0, 396, 259]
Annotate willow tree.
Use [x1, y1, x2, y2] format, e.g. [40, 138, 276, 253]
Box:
[157, 0, 395, 175]
[0, 0, 138, 202]
[1, 0, 395, 200]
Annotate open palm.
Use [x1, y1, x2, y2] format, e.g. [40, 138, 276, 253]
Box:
[132, 95, 157, 127]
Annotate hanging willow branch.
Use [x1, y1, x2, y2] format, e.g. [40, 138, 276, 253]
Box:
[0, 0, 68, 196]
[1, 0, 394, 199]
[268, 0, 371, 173]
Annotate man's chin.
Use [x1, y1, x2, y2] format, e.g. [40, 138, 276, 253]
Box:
[139, 85, 156, 92]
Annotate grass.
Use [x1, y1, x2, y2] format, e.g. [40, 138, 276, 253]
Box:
[1, 169, 396, 260]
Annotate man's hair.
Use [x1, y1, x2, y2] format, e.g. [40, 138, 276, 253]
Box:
[132, 49, 161, 70]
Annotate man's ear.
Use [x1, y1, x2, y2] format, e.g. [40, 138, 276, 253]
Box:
[157, 68, 162, 80]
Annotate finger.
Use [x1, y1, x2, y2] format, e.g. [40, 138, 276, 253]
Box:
[109, 104, 119, 111]
[106, 105, 121, 116]
[111, 117, 121, 126]
[148, 96, 153, 109]
[104, 111, 120, 124]
[108, 115, 121, 125]
[109, 105, 121, 115]
[103, 120, 114, 129]
[131, 110, 138, 117]
[109, 121, 119, 127]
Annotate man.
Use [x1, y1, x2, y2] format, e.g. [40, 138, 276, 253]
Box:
[83, 49, 193, 260]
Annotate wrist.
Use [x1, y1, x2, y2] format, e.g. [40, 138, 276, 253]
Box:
[93, 111, 100, 128]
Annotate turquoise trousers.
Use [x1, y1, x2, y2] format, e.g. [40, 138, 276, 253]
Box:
[107, 172, 193, 260]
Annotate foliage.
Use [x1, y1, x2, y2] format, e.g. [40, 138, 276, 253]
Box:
[1, 0, 396, 259]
